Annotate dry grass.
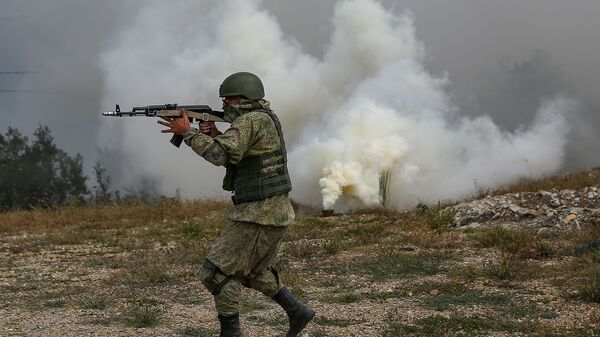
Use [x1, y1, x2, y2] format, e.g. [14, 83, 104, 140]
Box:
[494, 167, 600, 195]
[2, 170, 600, 336]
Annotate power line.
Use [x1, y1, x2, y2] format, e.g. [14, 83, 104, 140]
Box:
[0, 71, 39, 75]
[0, 89, 53, 94]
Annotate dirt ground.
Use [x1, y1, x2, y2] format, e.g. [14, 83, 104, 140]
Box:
[1, 183, 600, 336]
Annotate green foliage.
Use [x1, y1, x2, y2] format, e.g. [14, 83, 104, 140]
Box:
[0, 126, 88, 210]
[575, 269, 600, 303]
[574, 239, 600, 257]
[78, 293, 110, 310]
[356, 251, 444, 281]
[176, 326, 217, 337]
[424, 288, 510, 311]
[124, 297, 162, 328]
[415, 203, 456, 231]
[92, 162, 113, 204]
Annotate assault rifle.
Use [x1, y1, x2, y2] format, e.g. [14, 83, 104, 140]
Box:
[103, 104, 226, 147]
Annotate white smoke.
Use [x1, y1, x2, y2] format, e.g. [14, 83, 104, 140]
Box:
[99, 0, 574, 209]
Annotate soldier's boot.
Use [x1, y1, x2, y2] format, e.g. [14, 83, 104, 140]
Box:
[218, 313, 243, 337]
[272, 287, 315, 337]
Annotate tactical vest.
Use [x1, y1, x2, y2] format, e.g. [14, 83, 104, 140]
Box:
[222, 108, 292, 204]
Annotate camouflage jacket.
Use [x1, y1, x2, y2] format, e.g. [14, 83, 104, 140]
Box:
[184, 99, 295, 226]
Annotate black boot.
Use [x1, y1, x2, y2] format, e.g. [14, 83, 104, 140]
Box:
[272, 287, 315, 337]
[218, 313, 243, 337]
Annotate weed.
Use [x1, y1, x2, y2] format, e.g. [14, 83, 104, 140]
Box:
[43, 299, 66, 308]
[78, 294, 110, 310]
[286, 239, 318, 259]
[114, 254, 173, 287]
[124, 297, 162, 328]
[473, 180, 493, 200]
[322, 292, 361, 304]
[575, 269, 600, 303]
[481, 255, 532, 281]
[469, 226, 539, 257]
[321, 235, 347, 256]
[416, 205, 456, 231]
[423, 288, 510, 311]
[502, 301, 537, 318]
[574, 239, 600, 257]
[387, 314, 539, 336]
[363, 290, 407, 301]
[314, 316, 361, 327]
[536, 241, 556, 259]
[177, 326, 217, 337]
[356, 252, 444, 281]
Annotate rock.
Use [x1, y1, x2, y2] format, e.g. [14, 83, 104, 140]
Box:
[510, 206, 535, 217]
[450, 186, 599, 230]
[550, 198, 562, 208]
[564, 214, 578, 224]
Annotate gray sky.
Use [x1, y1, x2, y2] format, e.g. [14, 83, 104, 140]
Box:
[1, 0, 599, 184]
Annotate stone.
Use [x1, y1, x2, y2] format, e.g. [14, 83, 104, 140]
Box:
[564, 214, 578, 224]
[550, 198, 561, 208]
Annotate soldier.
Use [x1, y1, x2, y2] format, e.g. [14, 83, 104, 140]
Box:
[158, 72, 315, 337]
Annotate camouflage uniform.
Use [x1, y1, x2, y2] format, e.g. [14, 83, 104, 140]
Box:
[184, 98, 294, 316]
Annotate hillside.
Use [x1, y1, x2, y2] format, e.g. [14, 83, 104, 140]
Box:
[1, 169, 600, 336]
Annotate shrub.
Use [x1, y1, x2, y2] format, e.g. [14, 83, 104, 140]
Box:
[0, 126, 87, 210]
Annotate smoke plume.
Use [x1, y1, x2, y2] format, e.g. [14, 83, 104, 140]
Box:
[98, 0, 578, 210]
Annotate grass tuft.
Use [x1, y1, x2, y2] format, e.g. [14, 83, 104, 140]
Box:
[124, 297, 162, 328]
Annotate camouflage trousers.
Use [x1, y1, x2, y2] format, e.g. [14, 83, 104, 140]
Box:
[199, 221, 287, 316]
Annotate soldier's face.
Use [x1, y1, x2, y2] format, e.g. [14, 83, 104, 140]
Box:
[222, 96, 241, 108]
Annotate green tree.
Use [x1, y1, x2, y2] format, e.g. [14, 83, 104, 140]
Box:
[92, 161, 113, 204]
[0, 126, 88, 210]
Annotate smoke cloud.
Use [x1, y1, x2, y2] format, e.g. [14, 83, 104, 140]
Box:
[98, 0, 576, 210]
[2, 0, 598, 209]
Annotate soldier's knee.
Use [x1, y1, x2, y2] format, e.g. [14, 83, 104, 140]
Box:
[198, 259, 231, 296]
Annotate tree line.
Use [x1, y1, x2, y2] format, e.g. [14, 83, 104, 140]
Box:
[0, 126, 158, 211]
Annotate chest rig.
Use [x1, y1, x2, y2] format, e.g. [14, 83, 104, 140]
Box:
[223, 106, 292, 204]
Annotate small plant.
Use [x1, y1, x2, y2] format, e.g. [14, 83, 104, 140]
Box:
[575, 269, 600, 303]
[115, 254, 173, 287]
[321, 237, 345, 256]
[416, 204, 456, 231]
[473, 179, 493, 199]
[574, 239, 600, 257]
[535, 240, 555, 259]
[176, 326, 217, 337]
[78, 294, 110, 310]
[124, 297, 162, 328]
[357, 251, 444, 281]
[423, 288, 509, 311]
[323, 292, 361, 304]
[314, 316, 360, 327]
[469, 227, 537, 256]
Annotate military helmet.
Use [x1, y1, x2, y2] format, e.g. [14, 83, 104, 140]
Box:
[219, 72, 265, 100]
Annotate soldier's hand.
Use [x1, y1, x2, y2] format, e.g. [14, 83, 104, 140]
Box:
[157, 109, 190, 136]
[199, 121, 220, 138]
